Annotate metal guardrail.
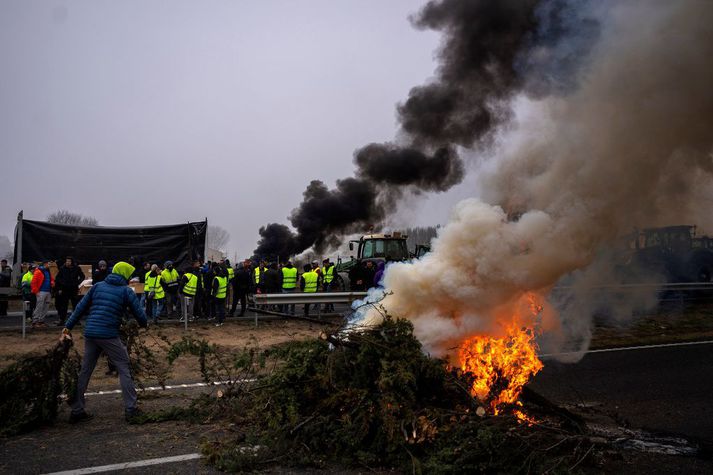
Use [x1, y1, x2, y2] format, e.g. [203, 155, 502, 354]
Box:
[551, 282, 713, 293]
[251, 292, 369, 323]
[253, 291, 368, 306]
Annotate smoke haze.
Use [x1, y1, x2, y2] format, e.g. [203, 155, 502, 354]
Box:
[368, 0, 713, 357]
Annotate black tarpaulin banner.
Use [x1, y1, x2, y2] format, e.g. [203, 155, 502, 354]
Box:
[16, 219, 207, 268]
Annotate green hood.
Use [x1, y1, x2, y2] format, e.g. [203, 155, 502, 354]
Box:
[112, 261, 135, 281]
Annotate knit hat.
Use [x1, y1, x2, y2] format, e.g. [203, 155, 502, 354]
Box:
[112, 261, 135, 281]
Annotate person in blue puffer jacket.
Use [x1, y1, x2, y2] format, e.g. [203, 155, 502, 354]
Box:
[61, 261, 148, 423]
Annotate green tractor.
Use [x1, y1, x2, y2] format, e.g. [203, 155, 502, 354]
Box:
[332, 233, 411, 291]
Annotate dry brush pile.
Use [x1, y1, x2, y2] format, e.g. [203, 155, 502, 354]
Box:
[184, 318, 600, 473]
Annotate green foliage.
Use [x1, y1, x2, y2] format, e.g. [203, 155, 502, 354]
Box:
[126, 335, 269, 427]
[167, 336, 222, 383]
[0, 339, 81, 436]
[122, 322, 172, 389]
[166, 335, 265, 392]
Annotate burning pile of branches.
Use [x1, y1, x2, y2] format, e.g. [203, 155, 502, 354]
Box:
[201, 317, 597, 473]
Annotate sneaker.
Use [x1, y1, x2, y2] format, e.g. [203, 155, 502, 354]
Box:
[125, 408, 144, 424]
[214, 322, 224, 327]
[31, 322, 47, 329]
[69, 411, 94, 424]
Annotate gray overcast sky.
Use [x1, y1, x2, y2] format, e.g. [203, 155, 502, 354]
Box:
[0, 0, 473, 258]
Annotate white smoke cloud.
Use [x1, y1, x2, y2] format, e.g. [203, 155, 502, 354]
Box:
[365, 0, 713, 358]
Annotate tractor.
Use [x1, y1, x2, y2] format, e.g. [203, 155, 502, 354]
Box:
[332, 233, 410, 291]
[619, 225, 713, 283]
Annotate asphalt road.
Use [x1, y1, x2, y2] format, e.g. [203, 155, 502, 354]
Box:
[530, 342, 713, 441]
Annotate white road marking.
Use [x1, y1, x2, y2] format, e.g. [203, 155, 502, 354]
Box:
[84, 379, 254, 397]
[540, 339, 713, 358]
[42, 453, 201, 475]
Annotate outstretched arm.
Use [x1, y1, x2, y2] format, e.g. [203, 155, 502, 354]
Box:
[65, 286, 94, 330]
[126, 288, 148, 327]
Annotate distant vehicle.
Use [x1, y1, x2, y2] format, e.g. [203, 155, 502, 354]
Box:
[619, 225, 713, 282]
[332, 233, 410, 291]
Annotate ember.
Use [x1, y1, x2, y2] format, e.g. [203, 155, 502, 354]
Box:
[457, 294, 544, 414]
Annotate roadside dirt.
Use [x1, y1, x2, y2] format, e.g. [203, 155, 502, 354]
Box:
[0, 319, 328, 389]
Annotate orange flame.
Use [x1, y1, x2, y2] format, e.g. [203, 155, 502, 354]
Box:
[457, 294, 544, 415]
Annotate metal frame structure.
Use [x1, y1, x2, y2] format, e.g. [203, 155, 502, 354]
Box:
[253, 292, 368, 306]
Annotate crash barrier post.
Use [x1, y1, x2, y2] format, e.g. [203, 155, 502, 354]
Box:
[22, 300, 29, 339]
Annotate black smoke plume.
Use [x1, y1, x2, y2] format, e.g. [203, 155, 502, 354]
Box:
[355, 144, 463, 191]
[255, 145, 463, 258]
[254, 0, 599, 259]
[399, 0, 598, 147]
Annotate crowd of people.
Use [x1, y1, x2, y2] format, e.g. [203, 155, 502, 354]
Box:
[0, 255, 387, 425]
[9, 255, 355, 328]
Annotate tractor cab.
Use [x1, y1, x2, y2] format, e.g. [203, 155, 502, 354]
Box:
[350, 233, 410, 262]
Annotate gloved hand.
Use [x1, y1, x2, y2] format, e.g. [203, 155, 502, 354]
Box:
[59, 328, 72, 342]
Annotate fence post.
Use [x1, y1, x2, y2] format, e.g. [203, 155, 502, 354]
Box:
[22, 300, 28, 339]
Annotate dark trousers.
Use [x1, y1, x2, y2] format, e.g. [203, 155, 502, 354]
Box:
[323, 282, 334, 312]
[212, 297, 226, 323]
[202, 290, 212, 317]
[0, 297, 7, 316]
[71, 337, 136, 415]
[193, 292, 203, 317]
[55, 290, 81, 323]
[230, 290, 247, 316]
[280, 288, 297, 315]
[164, 289, 179, 317]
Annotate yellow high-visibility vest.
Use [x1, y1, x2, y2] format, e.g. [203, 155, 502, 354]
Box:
[302, 271, 318, 293]
[161, 268, 179, 284]
[183, 272, 198, 296]
[214, 276, 227, 298]
[146, 274, 165, 299]
[254, 267, 265, 284]
[227, 267, 235, 281]
[22, 271, 33, 292]
[281, 267, 297, 289]
[143, 271, 151, 292]
[323, 265, 334, 284]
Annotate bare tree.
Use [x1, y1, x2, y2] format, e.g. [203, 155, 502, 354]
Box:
[47, 209, 99, 226]
[207, 225, 230, 251]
